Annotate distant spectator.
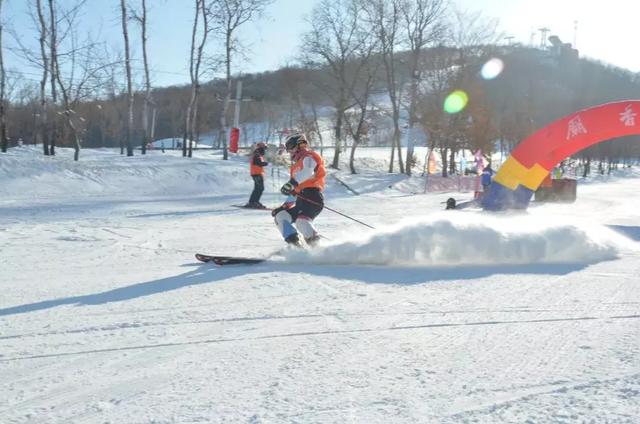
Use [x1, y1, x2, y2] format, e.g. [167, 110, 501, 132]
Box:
[481, 165, 494, 191]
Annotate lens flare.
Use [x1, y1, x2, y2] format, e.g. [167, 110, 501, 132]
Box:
[444, 90, 469, 114]
[481, 58, 504, 80]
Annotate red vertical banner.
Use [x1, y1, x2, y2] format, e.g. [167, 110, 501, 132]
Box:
[428, 151, 437, 174]
[229, 127, 240, 153]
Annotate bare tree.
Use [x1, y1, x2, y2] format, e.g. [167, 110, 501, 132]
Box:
[302, 0, 369, 169]
[35, 0, 50, 155]
[47, 0, 59, 155]
[278, 66, 325, 153]
[8, 0, 50, 153]
[450, 8, 501, 66]
[210, 0, 273, 160]
[400, 0, 447, 175]
[464, 81, 497, 160]
[417, 46, 457, 174]
[444, 7, 501, 168]
[41, 0, 92, 157]
[48, 2, 107, 160]
[0, 0, 7, 153]
[345, 59, 379, 174]
[184, 0, 210, 158]
[365, 0, 405, 173]
[120, 0, 134, 156]
[132, 0, 153, 154]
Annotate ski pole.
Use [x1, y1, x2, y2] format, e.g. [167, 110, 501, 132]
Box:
[295, 193, 376, 230]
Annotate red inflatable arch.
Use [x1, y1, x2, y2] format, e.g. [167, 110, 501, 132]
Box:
[482, 100, 640, 210]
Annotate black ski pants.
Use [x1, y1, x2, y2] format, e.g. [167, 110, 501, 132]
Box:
[249, 175, 264, 204]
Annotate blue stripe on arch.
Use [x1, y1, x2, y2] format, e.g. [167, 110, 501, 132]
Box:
[481, 182, 535, 211]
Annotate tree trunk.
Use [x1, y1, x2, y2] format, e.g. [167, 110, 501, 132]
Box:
[405, 69, 419, 175]
[68, 114, 81, 161]
[182, 129, 188, 157]
[392, 118, 404, 174]
[186, 0, 207, 159]
[220, 37, 233, 161]
[48, 0, 57, 156]
[389, 133, 395, 173]
[331, 107, 344, 169]
[140, 0, 151, 155]
[310, 102, 323, 156]
[440, 146, 448, 177]
[0, 0, 7, 153]
[120, 0, 134, 156]
[449, 148, 456, 175]
[349, 138, 359, 174]
[36, 0, 49, 155]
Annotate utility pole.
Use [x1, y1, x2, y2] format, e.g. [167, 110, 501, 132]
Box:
[232, 80, 242, 128]
[227, 79, 252, 152]
[538, 27, 550, 49]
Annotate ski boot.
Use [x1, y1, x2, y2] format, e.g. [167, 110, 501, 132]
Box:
[305, 234, 321, 248]
[285, 233, 304, 248]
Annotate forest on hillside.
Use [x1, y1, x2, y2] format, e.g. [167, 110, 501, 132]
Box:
[2, 0, 640, 175]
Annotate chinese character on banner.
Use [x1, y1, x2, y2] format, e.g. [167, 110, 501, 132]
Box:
[620, 105, 637, 127]
[428, 151, 437, 174]
[566, 115, 588, 140]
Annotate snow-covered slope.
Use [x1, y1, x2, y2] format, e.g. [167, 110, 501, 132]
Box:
[1, 146, 639, 423]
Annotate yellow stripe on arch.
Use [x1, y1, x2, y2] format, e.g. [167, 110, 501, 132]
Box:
[494, 156, 551, 191]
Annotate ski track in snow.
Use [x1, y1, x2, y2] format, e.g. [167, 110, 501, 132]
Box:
[1, 147, 639, 423]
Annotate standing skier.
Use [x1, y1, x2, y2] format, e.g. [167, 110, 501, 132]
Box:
[246, 142, 268, 208]
[272, 133, 326, 247]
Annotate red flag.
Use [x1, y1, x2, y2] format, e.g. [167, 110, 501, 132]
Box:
[229, 127, 240, 153]
[428, 151, 437, 174]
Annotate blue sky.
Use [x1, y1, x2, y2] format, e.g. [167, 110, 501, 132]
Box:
[4, 0, 639, 89]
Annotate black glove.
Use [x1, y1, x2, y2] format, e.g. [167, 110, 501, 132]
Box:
[271, 205, 288, 217]
[280, 178, 298, 196]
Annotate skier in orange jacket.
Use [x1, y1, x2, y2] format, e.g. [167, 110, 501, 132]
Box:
[246, 142, 268, 208]
[272, 133, 326, 247]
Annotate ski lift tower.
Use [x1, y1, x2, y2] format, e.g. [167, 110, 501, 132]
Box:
[228, 79, 253, 153]
[538, 27, 550, 49]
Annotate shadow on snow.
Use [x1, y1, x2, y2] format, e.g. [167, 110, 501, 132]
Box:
[0, 260, 599, 317]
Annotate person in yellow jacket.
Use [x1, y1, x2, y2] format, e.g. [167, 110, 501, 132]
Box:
[246, 142, 268, 208]
[272, 133, 326, 247]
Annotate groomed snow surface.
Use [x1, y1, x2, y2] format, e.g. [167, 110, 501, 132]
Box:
[1, 146, 639, 423]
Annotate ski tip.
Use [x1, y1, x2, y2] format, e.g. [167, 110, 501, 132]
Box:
[195, 253, 213, 263]
[195, 253, 267, 266]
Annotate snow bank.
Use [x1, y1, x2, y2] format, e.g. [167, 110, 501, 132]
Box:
[286, 213, 634, 266]
[0, 146, 251, 199]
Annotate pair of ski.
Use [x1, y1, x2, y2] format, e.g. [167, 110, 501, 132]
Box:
[196, 243, 307, 265]
[195, 253, 267, 266]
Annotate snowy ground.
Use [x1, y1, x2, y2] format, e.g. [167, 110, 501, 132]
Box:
[1, 146, 639, 423]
